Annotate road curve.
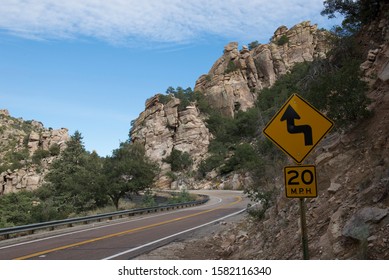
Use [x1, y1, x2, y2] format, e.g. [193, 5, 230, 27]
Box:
[0, 190, 249, 260]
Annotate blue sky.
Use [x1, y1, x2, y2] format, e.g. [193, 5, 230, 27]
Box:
[0, 0, 342, 156]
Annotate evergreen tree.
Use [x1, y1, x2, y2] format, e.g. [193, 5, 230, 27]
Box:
[103, 142, 159, 210]
[321, 0, 382, 31]
[42, 131, 106, 214]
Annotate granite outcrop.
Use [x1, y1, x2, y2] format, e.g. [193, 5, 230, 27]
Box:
[0, 110, 69, 194]
[130, 95, 210, 188]
[194, 21, 330, 117]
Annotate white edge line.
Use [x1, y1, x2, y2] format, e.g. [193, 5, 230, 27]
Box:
[103, 207, 248, 260]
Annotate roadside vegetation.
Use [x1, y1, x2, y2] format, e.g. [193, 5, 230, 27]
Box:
[0, 132, 194, 228]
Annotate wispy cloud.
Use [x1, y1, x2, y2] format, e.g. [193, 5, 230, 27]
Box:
[0, 0, 333, 45]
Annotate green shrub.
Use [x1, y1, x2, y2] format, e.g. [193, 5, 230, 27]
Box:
[224, 60, 238, 74]
[158, 94, 173, 105]
[197, 154, 224, 178]
[32, 149, 50, 164]
[0, 191, 66, 227]
[163, 149, 193, 172]
[49, 143, 61, 156]
[3, 148, 30, 171]
[233, 108, 262, 139]
[276, 34, 289, 46]
[304, 59, 370, 128]
[142, 189, 157, 207]
[167, 190, 195, 204]
[205, 112, 238, 144]
[246, 188, 276, 220]
[220, 143, 257, 174]
[248, 40, 259, 50]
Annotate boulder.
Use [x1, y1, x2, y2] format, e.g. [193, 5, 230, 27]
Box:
[378, 60, 389, 82]
[1, 168, 44, 194]
[342, 207, 388, 241]
[328, 182, 342, 194]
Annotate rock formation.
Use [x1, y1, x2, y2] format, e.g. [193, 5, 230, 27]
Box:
[194, 21, 330, 117]
[26, 128, 69, 156]
[0, 111, 69, 194]
[360, 17, 389, 86]
[130, 95, 210, 188]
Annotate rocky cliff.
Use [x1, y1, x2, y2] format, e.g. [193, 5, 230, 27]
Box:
[194, 21, 330, 117]
[0, 110, 69, 194]
[130, 95, 210, 188]
[130, 21, 331, 185]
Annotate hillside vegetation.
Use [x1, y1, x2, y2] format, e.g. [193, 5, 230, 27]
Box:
[0, 131, 160, 227]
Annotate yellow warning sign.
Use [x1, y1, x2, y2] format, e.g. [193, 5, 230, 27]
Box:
[284, 165, 317, 198]
[263, 93, 334, 163]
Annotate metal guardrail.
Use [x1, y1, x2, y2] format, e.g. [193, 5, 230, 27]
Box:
[0, 194, 209, 240]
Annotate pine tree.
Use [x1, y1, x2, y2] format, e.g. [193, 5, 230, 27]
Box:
[42, 131, 106, 213]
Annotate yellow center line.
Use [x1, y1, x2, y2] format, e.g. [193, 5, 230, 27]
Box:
[15, 196, 243, 260]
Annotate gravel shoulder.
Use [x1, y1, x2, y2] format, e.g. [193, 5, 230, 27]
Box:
[133, 211, 248, 260]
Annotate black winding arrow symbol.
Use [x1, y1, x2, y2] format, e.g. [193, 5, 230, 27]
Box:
[280, 105, 313, 146]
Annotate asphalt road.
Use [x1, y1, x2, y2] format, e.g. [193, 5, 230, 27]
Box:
[0, 190, 249, 260]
